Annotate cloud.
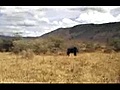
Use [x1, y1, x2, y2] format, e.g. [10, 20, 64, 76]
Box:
[110, 7, 120, 17]
[49, 18, 79, 28]
[42, 8, 80, 21]
[38, 17, 50, 23]
[17, 19, 38, 26]
[76, 10, 117, 24]
[0, 6, 120, 37]
[74, 6, 106, 13]
[61, 18, 80, 27]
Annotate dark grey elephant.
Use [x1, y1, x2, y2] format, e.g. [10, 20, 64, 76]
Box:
[67, 47, 79, 56]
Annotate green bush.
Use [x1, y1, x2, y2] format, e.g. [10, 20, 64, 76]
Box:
[107, 37, 120, 52]
[33, 43, 48, 55]
[12, 38, 63, 55]
[34, 36, 64, 54]
[0, 39, 14, 52]
[12, 40, 34, 54]
[48, 36, 64, 48]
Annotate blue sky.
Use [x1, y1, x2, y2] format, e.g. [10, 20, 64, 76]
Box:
[0, 6, 120, 37]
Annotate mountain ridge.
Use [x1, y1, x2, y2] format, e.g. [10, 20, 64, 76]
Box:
[0, 21, 120, 44]
[40, 21, 120, 43]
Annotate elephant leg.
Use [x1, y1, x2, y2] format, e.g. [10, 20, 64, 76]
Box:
[74, 52, 77, 56]
[67, 52, 70, 56]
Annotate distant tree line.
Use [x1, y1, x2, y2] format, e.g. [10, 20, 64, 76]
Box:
[0, 36, 119, 55]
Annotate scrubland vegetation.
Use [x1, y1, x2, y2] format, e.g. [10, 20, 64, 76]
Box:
[0, 36, 120, 83]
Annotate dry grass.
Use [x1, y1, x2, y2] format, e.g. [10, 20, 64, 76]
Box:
[0, 52, 120, 83]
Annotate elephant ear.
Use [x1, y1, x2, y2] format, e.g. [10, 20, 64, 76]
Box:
[75, 47, 78, 52]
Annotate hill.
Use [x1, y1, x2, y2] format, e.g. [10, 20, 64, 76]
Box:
[40, 22, 120, 43]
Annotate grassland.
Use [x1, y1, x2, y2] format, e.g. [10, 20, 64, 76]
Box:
[0, 52, 120, 83]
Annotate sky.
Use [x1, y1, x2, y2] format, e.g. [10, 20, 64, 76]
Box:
[0, 6, 120, 37]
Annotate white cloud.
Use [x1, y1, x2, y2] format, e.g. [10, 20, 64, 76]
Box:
[23, 19, 37, 26]
[76, 10, 117, 24]
[1, 6, 120, 37]
[62, 18, 78, 24]
[52, 21, 59, 25]
[61, 18, 79, 27]
[38, 17, 50, 23]
[116, 14, 120, 21]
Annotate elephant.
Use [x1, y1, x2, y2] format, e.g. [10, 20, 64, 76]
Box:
[67, 47, 78, 56]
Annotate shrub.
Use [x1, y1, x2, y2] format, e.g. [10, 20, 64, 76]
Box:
[12, 40, 34, 54]
[82, 42, 96, 52]
[107, 37, 120, 52]
[20, 49, 34, 60]
[0, 39, 14, 52]
[41, 36, 64, 54]
[33, 44, 48, 55]
[48, 36, 64, 49]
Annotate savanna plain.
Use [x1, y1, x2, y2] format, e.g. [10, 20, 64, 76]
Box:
[0, 51, 120, 83]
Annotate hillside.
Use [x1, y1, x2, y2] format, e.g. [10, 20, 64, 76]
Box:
[40, 22, 120, 43]
[0, 21, 120, 44]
